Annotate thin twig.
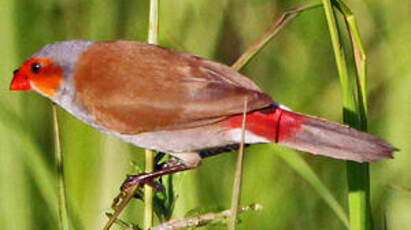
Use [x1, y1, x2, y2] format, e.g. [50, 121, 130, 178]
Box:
[231, 1, 322, 71]
[151, 204, 262, 230]
[106, 213, 142, 230]
[107, 204, 262, 230]
[104, 185, 140, 230]
[228, 98, 248, 230]
[52, 104, 70, 230]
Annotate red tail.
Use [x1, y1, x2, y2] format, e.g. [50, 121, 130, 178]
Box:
[225, 106, 397, 162]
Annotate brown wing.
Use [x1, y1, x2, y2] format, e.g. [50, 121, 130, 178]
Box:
[73, 40, 273, 134]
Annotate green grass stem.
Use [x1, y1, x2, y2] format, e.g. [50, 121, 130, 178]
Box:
[334, 0, 368, 127]
[144, 150, 154, 229]
[52, 104, 70, 230]
[144, 0, 159, 229]
[228, 99, 248, 230]
[148, 0, 159, 45]
[321, 0, 372, 229]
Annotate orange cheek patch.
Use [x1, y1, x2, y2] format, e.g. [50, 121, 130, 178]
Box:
[31, 65, 63, 97]
[22, 57, 64, 97]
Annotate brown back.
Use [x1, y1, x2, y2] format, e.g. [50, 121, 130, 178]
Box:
[73, 41, 273, 134]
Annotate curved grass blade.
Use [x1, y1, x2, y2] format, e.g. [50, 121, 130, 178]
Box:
[275, 147, 350, 228]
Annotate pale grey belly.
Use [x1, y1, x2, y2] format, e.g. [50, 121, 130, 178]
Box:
[113, 124, 235, 153]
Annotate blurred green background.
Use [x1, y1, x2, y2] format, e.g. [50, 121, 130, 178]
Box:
[0, 0, 409, 229]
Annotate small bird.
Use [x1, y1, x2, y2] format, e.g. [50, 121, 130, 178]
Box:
[10, 40, 397, 187]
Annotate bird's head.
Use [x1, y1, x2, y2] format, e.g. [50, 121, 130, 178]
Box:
[10, 57, 63, 97]
[10, 40, 93, 98]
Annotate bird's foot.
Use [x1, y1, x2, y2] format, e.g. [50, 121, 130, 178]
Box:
[120, 155, 190, 194]
[112, 154, 198, 210]
[120, 173, 165, 192]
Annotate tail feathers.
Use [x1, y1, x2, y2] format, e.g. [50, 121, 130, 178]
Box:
[277, 109, 397, 162]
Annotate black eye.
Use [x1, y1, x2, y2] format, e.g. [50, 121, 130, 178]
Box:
[13, 69, 18, 75]
[31, 62, 42, 74]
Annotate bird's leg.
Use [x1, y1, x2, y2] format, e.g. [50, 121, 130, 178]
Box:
[120, 146, 242, 193]
[120, 156, 197, 192]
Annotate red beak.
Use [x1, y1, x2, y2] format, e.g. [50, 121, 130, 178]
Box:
[10, 70, 31, 90]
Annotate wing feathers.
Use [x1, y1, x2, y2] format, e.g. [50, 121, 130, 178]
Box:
[73, 41, 273, 134]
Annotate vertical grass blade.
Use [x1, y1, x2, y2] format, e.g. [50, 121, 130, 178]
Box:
[335, 1, 372, 228]
[321, 0, 372, 229]
[148, 0, 159, 45]
[144, 0, 159, 229]
[228, 98, 248, 230]
[52, 104, 70, 230]
[333, 0, 368, 127]
[144, 149, 154, 230]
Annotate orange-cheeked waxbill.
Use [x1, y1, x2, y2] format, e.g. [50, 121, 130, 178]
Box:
[10, 40, 397, 169]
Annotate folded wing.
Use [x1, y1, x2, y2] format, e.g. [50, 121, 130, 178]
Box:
[73, 41, 273, 134]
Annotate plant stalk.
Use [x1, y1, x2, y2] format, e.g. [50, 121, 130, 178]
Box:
[321, 1, 372, 229]
[52, 104, 70, 230]
[144, 0, 159, 229]
[228, 98, 248, 230]
[144, 150, 154, 230]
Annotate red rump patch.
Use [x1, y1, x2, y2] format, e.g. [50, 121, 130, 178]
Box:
[224, 106, 306, 142]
